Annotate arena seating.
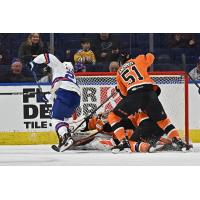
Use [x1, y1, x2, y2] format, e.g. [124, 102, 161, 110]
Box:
[0, 33, 200, 72]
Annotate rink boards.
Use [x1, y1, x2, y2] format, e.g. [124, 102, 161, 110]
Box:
[0, 82, 200, 144]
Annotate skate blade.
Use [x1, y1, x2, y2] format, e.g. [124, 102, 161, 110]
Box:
[112, 148, 120, 154]
[60, 140, 74, 152]
[124, 148, 131, 153]
[182, 144, 193, 152]
[181, 147, 187, 152]
[149, 144, 164, 153]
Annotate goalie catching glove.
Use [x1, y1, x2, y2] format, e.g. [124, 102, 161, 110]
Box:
[87, 115, 105, 132]
[80, 112, 112, 134]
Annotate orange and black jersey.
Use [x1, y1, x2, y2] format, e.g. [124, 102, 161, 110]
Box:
[128, 112, 149, 127]
[86, 111, 150, 134]
[116, 53, 155, 97]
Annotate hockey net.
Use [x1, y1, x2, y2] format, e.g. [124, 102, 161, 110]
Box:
[75, 72, 189, 144]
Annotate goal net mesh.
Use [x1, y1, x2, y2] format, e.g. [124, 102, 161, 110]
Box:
[76, 73, 188, 142]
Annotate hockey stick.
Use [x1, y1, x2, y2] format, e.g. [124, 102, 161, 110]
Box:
[72, 91, 117, 134]
[32, 71, 43, 92]
[0, 91, 50, 96]
[32, 71, 52, 117]
[51, 91, 117, 152]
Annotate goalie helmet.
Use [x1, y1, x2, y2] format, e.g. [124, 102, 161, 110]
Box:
[63, 61, 74, 73]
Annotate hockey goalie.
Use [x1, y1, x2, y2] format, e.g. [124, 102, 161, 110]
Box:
[66, 110, 191, 153]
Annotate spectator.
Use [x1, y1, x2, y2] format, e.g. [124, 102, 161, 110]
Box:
[1, 58, 34, 82]
[168, 33, 197, 48]
[18, 33, 48, 65]
[0, 41, 10, 65]
[92, 33, 120, 71]
[109, 52, 131, 72]
[189, 57, 200, 80]
[65, 49, 74, 63]
[109, 61, 119, 72]
[74, 38, 96, 68]
[118, 51, 130, 65]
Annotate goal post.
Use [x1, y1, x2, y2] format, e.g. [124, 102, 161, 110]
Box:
[149, 71, 189, 144]
[75, 71, 189, 144]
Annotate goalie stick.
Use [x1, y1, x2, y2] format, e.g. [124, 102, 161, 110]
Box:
[51, 91, 117, 152]
[71, 91, 117, 134]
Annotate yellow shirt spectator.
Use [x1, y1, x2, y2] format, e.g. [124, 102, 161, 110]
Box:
[74, 49, 96, 65]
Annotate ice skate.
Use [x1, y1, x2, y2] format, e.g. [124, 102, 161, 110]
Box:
[59, 133, 74, 152]
[172, 137, 192, 152]
[111, 139, 130, 154]
[148, 137, 165, 153]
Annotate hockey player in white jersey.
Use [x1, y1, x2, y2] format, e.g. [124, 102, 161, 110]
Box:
[32, 53, 81, 152]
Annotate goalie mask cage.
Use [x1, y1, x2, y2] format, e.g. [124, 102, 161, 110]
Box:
[76, 71, 189, 144]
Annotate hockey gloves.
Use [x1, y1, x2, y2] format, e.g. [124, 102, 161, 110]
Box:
[37, 93, 49, 102]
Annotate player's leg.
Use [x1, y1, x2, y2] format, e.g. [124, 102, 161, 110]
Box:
[107, 93, 145, 153]
[144, 90, 188, 151]
[130, 119, 164, 142]
[108, 93, 144, 141]
[107, 112, 129, 153]
[129, 119, 167, 152]
[52, 89, 80, 151]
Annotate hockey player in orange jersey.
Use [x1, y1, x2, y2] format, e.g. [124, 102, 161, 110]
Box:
[74, 111, 171, 153]
[107, 53, 189, 153]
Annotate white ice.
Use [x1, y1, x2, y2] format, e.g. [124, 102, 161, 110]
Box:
[0, 144, 200, 166]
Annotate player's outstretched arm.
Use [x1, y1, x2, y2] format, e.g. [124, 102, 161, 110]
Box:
[145, 53, 155, 66]
[134, 53, 155, 68]
[33, 53, 63, 68]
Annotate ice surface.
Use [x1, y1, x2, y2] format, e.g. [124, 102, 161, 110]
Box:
[0, 144, 200, 166]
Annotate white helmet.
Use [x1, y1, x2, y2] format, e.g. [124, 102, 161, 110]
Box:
[63, 61, 74, 72]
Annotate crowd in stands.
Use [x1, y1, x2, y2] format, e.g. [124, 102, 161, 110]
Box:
[0, 33, 200, 83]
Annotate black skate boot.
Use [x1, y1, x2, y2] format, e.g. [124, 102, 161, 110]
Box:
[148, 137, 161, 153]
[111, 138, 130, 154]
[172, 137, 192, 152]
[148, 136, 166, 153]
